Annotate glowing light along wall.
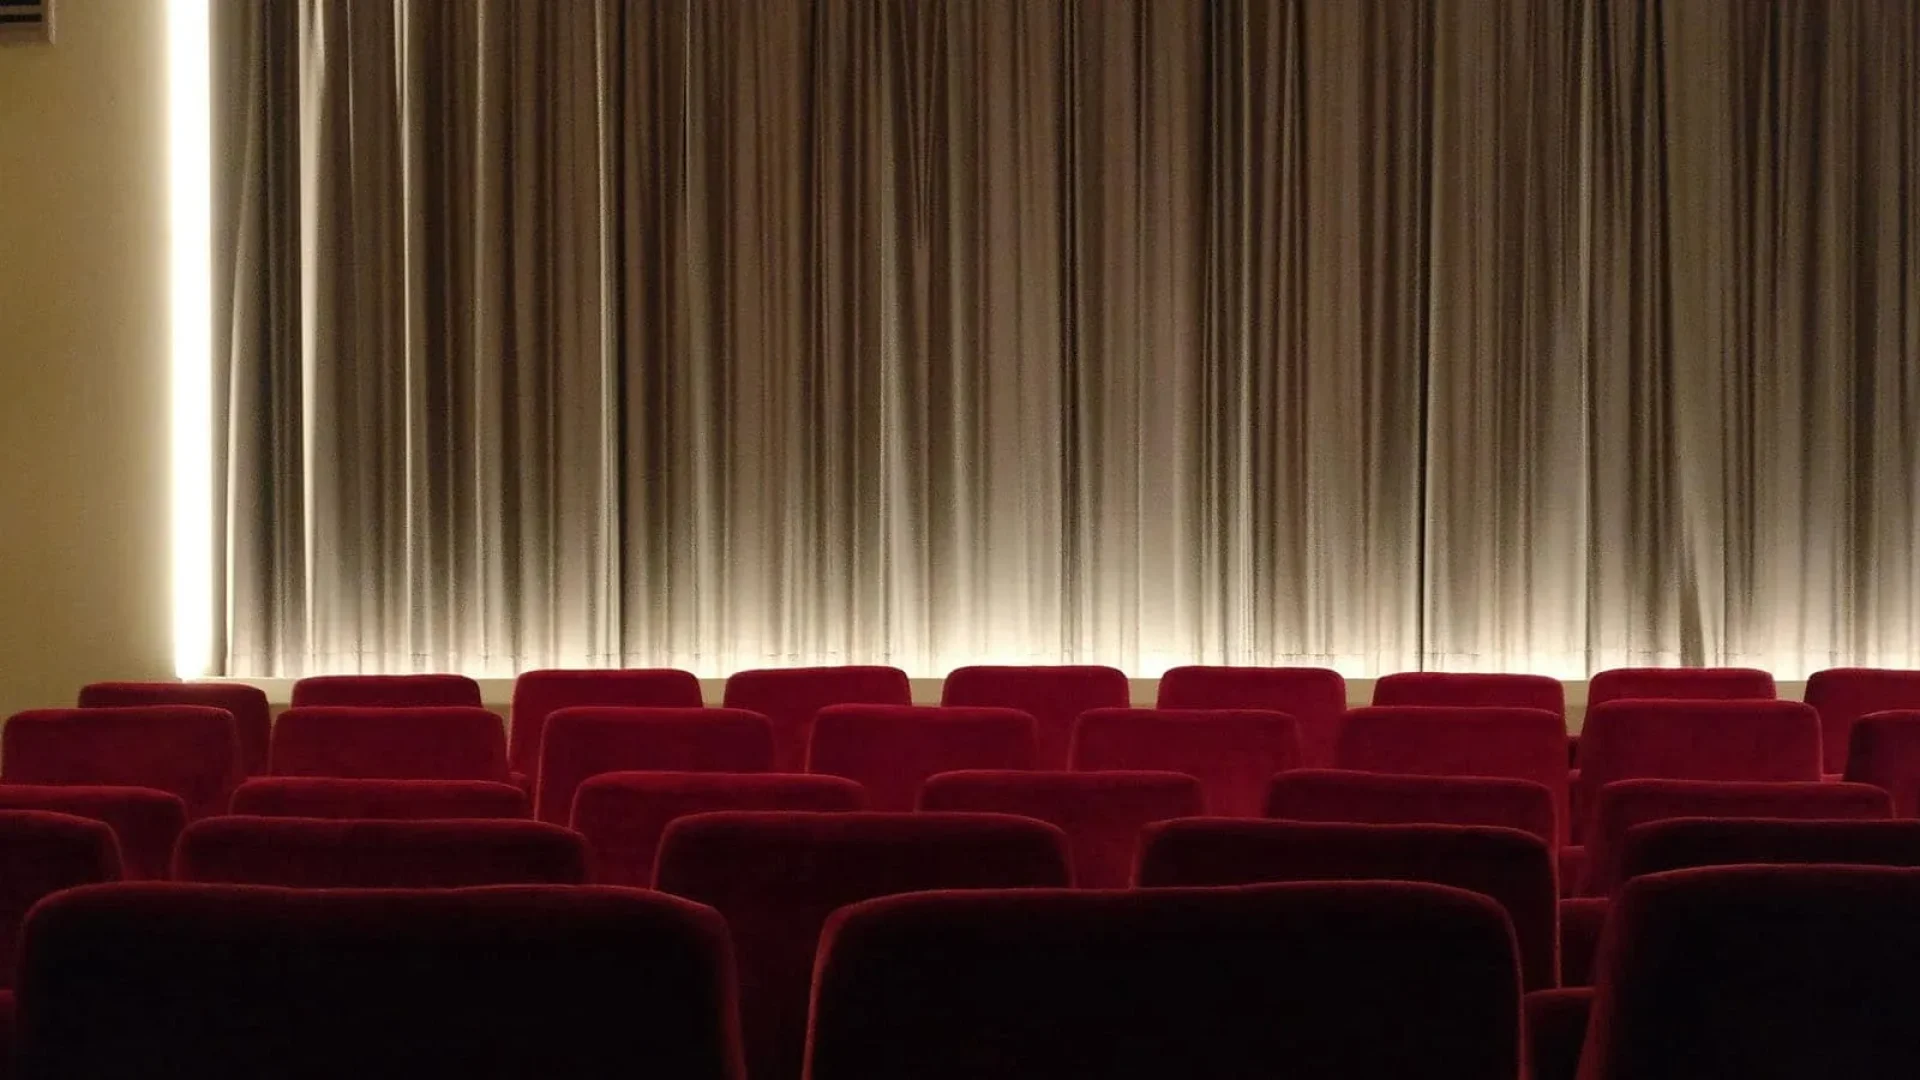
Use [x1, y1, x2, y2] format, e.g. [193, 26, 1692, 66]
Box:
[167, 0, 212, 679]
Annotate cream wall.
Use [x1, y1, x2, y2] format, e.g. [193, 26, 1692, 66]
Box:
[0, 2, 172, 716]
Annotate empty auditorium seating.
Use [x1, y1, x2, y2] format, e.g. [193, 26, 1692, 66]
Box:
[0, 812, 120, 987]
[807, 705, 1036, 811]
[805, 882, 1521, 1080]
[1334, 705, 1570, 842]
[917, 770, 1204, 888]
[0, 786, 184, 880]
[1842, 710, 1920, 816]
[288, 673, 483, 708]
[508, 668, 704, 786]
[269, 706, 509, 784]
[79, 681, 273, 777]
[1619, 817, 1920, 883]
[16, 884, 744, 1078]
[1371, 671, 1567, 716]
[570, 772, 866, 886]
[656, 811, 1069, 1080]
[1137, 818, 1558, 990]
[1154, 666, 1348, 766]
[1068, 708, 1299, 816]
[1805, 668, 1920, 774]
[941, 665, 1130, 769]
[1265, 769, 1557, 848]
[1584, 666, 1776, 706]
[3, 706, 241, 820]
[172, 817, 589, 888]
[229, 777, 530, 820]
[1580, 866, 1920, 1078]
[723, 666, 913, 772]
[534, 707, 773, 823]
[1573, 701, 1823, 835]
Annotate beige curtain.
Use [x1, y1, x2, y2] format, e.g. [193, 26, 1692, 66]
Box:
[215, 0, 1920, 679]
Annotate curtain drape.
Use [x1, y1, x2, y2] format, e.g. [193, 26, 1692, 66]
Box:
[214, 0, 1920, 679]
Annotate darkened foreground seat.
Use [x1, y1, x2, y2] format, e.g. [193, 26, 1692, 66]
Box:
[229, 777, 529, 820]
[806, 882, 1521, 1080]
[0, 786, 183, 880]
[0, 811, 121, 988]
[3, 707, 241, 821]
[16, 884, 744, 1079]
[289, 674, 483, 709]
[918, 770, 1203, 888]
[172, 817, 589, 888]
[79, 682, 272, 778]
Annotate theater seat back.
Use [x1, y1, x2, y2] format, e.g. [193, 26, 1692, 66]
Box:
[806, 705, 1036, 811]
[534, 707, 775, 823]
[3, 706, 241, 821]
[1335, 706, 1570, 843]
[0, 786, 185, 880]
[1265, 769, 1557, 848]
[1155, 666, 1347, 767]
[570, 772, 867, 886]
[270, 706, 509, 783]
[941, 665, 1130, 769]
[173, 817, 589, 888]
[508, 669, 704, 780]
[229, 777, 530, 820]
[1069, 708, 1300, 817]
[289, 674, 483, 709]
[1620, 818, 1920, 884]
[0, 811, 121, 988]
[723, 666, 913, 772]
[79, 682, 273, 778]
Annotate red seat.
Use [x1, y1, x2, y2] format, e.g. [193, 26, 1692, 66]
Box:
[229, 777, 529, 820]
[723, 666, 913, 773]
[1154, 666, 1347, 767]
[807, 705, 1036, 812]
[918, 770, 1204, 888]
[1585, 666, 1776, 707]
[1621, 817, 1920, 883]
[656, 811, 1069, 1080]
[1371, 672, 1566, 716]
[1138, 818, 1558, 990]
[0, 786, 184, 880]
[1335, 706, 1570, 843]
[534, 707, 773, 823]
[941, 665, 1130, 769]
[3, 707, 241, 821]
[16, 884, 744, 1078]
[806, 882, 1521, 1080]
[1265, 769, 1557, 848]
[1068, 708, 1299, 817]
[173, 817, 588, 888]
[570, 772, 865, 886]
[1805, 668, 1920, 775]
[78, 682, 272, 778]
[270, 706, 508, 783]
[508, 669, 703, 786]
[289, 674, 483, 708]
[0, 811, 120, 988]
[1842, 710, 1920, 817]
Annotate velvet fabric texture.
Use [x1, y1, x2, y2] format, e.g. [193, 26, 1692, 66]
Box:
[1804, 668, 1920, 774]
[1154, 666, 1347, 767]
[1584, 667, 1776, 707]
[534, 708, 775, 823]
[1621, 818, 1920, 883]
[1580, 866, 1920, 1079]
[78, 682, 273, 778]
[917, 770, 1204, 888]
[806, 882, 1521, 1080]
[2, 707, 242, 821]
[1371, 672, 1567, 717]
[288, 674, 484, 708]
[940, 665, 1130, 769]
[1842, 710, 1920, 817]
[269, 707, 509, 783]
[1265, 769, 1558, 848]
[0, 786, 184, 881]
[0, 811, 121, 988]
[229, 777, 530, 820]
[806, 706, 1037, 812]
[1137, 818, 1558, 990]
[655, 811, 1069, 1080]
[723, 667, 914, 773]
[1525, 988, 1591, 1080]
[1335, 706, 1570, 843]
[508, 669, 704, 783]
[172, 817, 588, 888]
[15, 884, 744, 1079]
[1558, 898, 1609, 987]
[569, 772, 866, 886]
[1068, 708, 1300, 817]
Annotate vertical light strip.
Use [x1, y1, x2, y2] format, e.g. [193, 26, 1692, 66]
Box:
[168, 0, 214, 679]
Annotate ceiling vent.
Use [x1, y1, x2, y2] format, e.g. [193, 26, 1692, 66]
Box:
[0, 0, 52, 46]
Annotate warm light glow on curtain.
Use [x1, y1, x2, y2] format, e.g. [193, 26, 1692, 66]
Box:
[168, 0, 214, 678]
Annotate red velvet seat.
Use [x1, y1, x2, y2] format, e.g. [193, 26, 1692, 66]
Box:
[918, 770, 1204, 888]
[1585, 666, 1776, 706]
[1842, 710, 1920, 817]
[534, 707, 774, 823]
[173, 817, 588, 888]
[806, 882, 1521, 1080]
[508, 669, 703, 787]
[940, 665, 1130, 769]
[723, 666, 913, 773]
[1335, 706, 1570, 843]
[1525, 987, 1591, 1080]
[3, 707, 241, 821]
[1621, 817, 1920, 883]
[229, 777, 529, 820]
[270, 706, 509, 783]
[1138, 818, 1558, 990]
[1805, 668, 1920, 775]
[1154, 666, 1347, 767]
[0, 786, 184, 880]
[1068, 708, 1300, 816]
[78, 682, 272, 778]
[0, 812, 120, 989]
[1372, 672, 1566, 716]
[807, 705, 1036, 811]
[1265, 769, 1557, 848]
[289, 673, 483, 708]
[16, 884, 744, 1078]
[1581, 866, 1920, 1079]
[570, 772, 865, 886]
[656, 811, 1069, 1080]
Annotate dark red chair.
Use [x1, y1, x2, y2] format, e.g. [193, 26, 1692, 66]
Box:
[807, 705, 1036, 812]
[508, 669, 703, 788]
[2, 707, 241, 821]
[723, 666, 913, 773]
[1525, 987, 1591, 1080]
[1621, 817, 1920, 883]
[0, 812, 120, 988]
[918, 770, 1204, 888]
[16, 884, 744, 1078]
[1155, 666, 1347, 767]
[1843, 710, 1920, 817]
[1584, 666, 1775, 707]
[172, 817, 588, 888]
[1265, 769, 1557, 848]
[289, 674, 483, 708]
[0, 786, 184, 880]
[1334, 706, 1570, 844]
[229, 777, 529, 820]
[533, 707, 773, 823]
[1371, 672, 1566, 716]
[806, 882, 1521, 1080]
[570, 772, 865, 887]
[1068, 708, 1299, 816]
[1805, 668, 1920, 775]
[269, 707, 508, 784]
[656, 811, 1068, 1080]
[941, 665, 1130, 769]
[1137, 818, 1558, 990]
[79, 682, 272, 778]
